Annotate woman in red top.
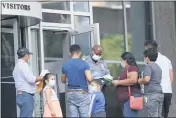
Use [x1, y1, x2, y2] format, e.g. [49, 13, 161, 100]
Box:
[112, 52, 141, 117]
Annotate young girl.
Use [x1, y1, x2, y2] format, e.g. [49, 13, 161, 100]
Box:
[42, 73, 63, 117]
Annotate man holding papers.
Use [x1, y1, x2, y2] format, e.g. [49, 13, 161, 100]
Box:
[13, 47, 43, 117]
[85, 45, 112, 115]
[85, 45, 111, 85]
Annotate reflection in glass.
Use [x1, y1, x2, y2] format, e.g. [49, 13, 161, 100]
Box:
[93, 2, 125, 60]
[127, 2, 146, 61]
[42, 1, 70, 10]
[107, 63, 124, 78]
[75, 32, 91, 56]
[42, 13, 71, 24]
[74, 16, 90, 28]
[43, 30, 64, 62]
[73, 2, 89, 12]
[1, 32, 15, 82]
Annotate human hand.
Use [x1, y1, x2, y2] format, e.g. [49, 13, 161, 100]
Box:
[51, 111, 56, 117]
[138, 78, 142, 84]
[112, 80, 120, 86]
[39, 76, 44, 81]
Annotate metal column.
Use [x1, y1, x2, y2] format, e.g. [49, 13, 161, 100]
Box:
[123, 2, 129, 52]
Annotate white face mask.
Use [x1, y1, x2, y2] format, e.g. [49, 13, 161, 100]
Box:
[120, 61, 125, 68]
[144, 58, 147, 65]
[92, 54, 101, 61]
[88, 85, 97, 93]
[48, 80, 56, 87]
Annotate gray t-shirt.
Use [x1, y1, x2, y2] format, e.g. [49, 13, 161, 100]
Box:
[143, 62, 162, 93]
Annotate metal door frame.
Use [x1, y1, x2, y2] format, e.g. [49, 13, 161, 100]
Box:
[1, 18, 19, 117]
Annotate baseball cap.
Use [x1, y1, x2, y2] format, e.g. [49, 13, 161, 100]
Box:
[17, 47, 33, 58]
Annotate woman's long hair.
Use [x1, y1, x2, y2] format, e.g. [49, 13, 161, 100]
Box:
[121, 52, 141, 78]
[43, 73, 55, 89]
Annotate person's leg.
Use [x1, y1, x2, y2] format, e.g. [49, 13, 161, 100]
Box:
[146, 93, 161, 117]
[162, 93, 172, 118]
[16, 92, 34, 117]
[77, 92, 91, 117]
[158, 94, 164, 118]
[67, 92, 79, 117]
[67, 101, 79, 117]
[122, 100, 138, 118]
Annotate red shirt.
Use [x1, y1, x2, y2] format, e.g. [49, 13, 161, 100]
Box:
[116, 65, 140, 103]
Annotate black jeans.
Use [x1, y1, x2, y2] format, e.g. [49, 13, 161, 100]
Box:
[162, 93, 172, 118]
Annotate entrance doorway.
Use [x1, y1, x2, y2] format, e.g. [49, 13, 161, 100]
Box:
[30, 23, 100, 117]
[1, 18, 19, 117]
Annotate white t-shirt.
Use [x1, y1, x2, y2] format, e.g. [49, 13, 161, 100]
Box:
[155, 52, 173, 93]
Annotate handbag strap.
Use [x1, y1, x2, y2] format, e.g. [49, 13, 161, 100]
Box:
[128, 86, 131, 97]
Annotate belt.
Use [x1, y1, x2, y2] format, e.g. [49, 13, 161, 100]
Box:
[67, 89, 88, 94]
[17, 91, 34, 96]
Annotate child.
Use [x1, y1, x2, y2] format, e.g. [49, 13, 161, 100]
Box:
[88, 79, 106, 117]
[138, 48, 164, 117]
[42, 73, 63, 117]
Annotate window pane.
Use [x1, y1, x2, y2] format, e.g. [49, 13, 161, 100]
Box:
[73, 2, 89, 12]
[43, 30, 64, 62]
[42, 2, 70, 10]
[74, 16, 90, 28]
[42, 13, 71, 24]
[93, 2, 125, 60]
[75, 32, 91, 56]
[127, 2, 147, 61]
[107, 63, 124, 78]
[1, 32, 15, 82]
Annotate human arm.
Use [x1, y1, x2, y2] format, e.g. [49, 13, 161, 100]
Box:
[21, 64, 43, 84]
[103, 61, 110, 75]
[45, 88, 56, 117]
[138, 65, 151, 84]
[61, 74, 67, 83]
[169, 61, 174, 85]
[112, 66, 138, 86]
[61, 66, 67, 83]
[84, 62, 93, 82]
[112, 71, 138, 86]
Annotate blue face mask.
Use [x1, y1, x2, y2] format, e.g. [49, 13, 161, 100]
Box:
[48, 80, 56, 87]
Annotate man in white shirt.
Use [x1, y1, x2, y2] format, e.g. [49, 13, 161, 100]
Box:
[13, 47, 43, 117]
[144, 40, 174, 118]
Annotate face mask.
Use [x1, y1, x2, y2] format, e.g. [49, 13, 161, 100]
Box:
[88, 85, 97, 93]
[144, 58, 147, 65]
[120, 61, 125, 68]
[92, 54, 101, 61]
[48, 80, 56, 87]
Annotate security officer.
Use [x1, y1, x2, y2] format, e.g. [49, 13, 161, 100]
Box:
[85, 45, 110, 79]
[13, 47, 43, 117]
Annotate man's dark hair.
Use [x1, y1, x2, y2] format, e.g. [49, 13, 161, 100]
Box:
[144, 40, 158, 49]
[91, 79, 103, 89]
[69, 44, 81, 54]
[143, 48, 158, 62]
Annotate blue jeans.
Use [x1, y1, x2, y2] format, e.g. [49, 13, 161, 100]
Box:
[67, 91, 90, 117]
[16, 92, 34, 117]
[122, 94, 141, 118]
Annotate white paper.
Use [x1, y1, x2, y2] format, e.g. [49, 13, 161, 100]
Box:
[103, 74, 114, 80]
[36, 70, 49, 85]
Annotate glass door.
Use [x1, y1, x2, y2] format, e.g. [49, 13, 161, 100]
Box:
[70, 23, 100, 57]
[1, 18, 19, 117]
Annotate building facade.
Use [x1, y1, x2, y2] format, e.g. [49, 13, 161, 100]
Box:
[1, 1, 176, 117]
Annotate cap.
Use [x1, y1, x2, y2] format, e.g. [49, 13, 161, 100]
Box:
[17, 47, 33, 58]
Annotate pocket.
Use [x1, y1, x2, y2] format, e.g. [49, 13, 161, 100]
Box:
[16, 94, 25, 108]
